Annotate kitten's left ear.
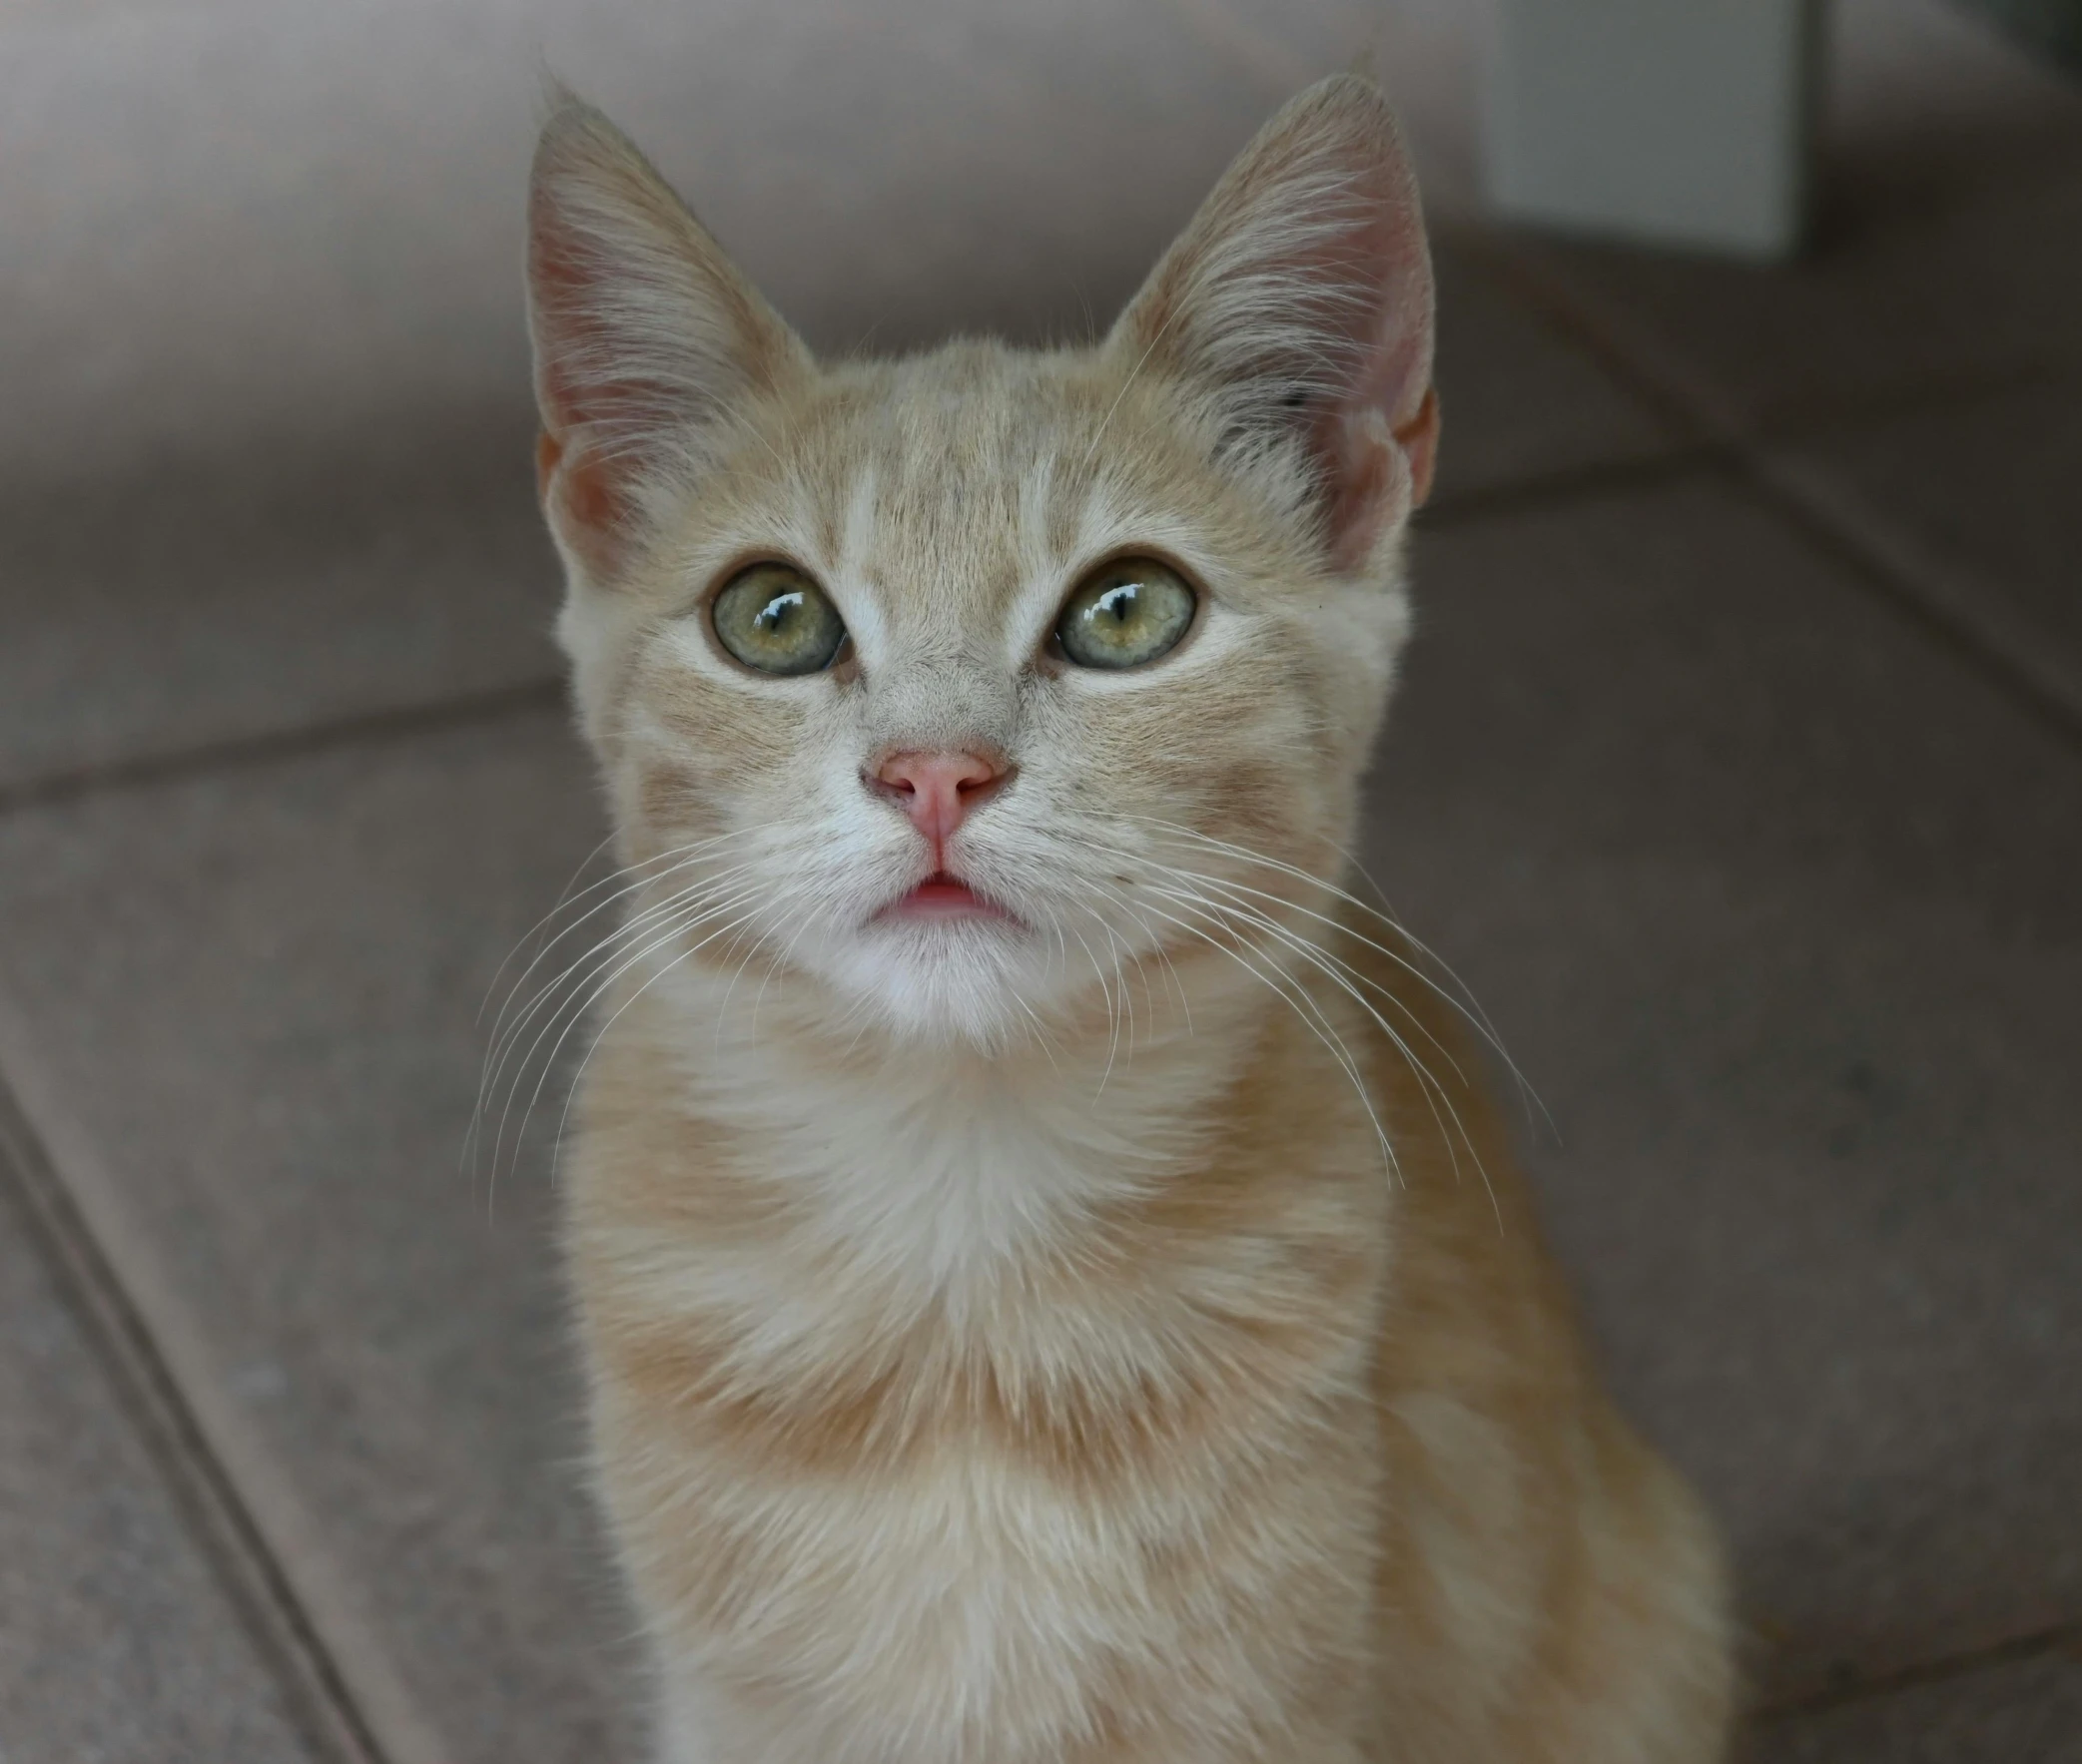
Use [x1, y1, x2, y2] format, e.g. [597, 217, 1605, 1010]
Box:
[526, 95, 811, 581]
[1108, 75, 1438, 572]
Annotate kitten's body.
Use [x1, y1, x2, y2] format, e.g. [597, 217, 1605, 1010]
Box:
[573, 917, 1727, 1763]
[524, 79, 1732, 1763]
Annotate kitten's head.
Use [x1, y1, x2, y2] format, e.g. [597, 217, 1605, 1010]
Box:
[526, 77, 1437, 1050]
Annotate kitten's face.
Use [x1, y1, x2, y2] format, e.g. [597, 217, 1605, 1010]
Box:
[529, 79, 1437, 1048]
[575, 346, 1407, 1044]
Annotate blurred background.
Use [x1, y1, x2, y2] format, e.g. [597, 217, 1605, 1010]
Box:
[0, 1, 2078, 1760]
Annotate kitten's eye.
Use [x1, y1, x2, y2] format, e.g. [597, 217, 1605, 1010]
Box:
[711, 563, 848, 676]
[1055, 558, 1196, 670]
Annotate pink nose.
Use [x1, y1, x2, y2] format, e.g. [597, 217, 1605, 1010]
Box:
[871, 749, 1010, 851]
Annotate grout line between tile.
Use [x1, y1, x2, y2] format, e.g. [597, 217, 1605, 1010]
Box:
[1448, 233, 1736, 449]
[0, 1095, 382, 1764]
[0, 676, 567, 823]
[1447, 235, 2062, 447]
[0, 1001, 454, 1764]
[1420, 444, 1723, 529]
[1753, 1616, 2082, 1724]
[1740, 446, 2082, 737]
[1716, 361, 2061, 445]
[1456, 235, 2082, 749]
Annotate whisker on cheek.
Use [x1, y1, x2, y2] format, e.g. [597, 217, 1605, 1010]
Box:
[546, 901, 782, 1177]
[477, 861, 763, 1121]
[1118, 813, 1547, 1130]
[482, 881, 772, 1191]
[1098, 886, 1404, 1187]
[467, 827, 797, 1190]
[1144, 878, 1491, 1218]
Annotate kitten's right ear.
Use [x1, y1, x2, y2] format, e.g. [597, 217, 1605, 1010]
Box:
[526, 97, 810, 579]
[1107, 76, 1436, 575]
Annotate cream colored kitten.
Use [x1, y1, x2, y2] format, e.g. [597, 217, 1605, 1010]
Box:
[523, 74, 1733, 1764]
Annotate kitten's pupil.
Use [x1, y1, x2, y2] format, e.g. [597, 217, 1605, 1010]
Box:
[757, 592, 803, 634]
[1097, 584, 1138, 625]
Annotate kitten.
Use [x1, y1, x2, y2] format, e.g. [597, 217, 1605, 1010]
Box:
[524, 74, 1734, 1764]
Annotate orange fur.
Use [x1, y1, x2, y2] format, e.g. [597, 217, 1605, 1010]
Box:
[524, 74, 1733, 1763]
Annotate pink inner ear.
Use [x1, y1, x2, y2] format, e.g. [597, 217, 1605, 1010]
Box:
[528, 186, 645, 460]
[527, 189, 639, 546]
[1292, 145, 1435, 563]
[1340, 198, 1435, 432]
[525, 105, 811, 577]
[1316, 386, 1440, 574]
[528, 215, 641, 558]
[535, 426, 623, 563]
[1397, 388, 1442, 509]
[525, 121, 740, 569]
[1111, 79, 1440, 571]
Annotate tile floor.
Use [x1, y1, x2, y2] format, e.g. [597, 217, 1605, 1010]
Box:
[0, 1, 2077, 1760]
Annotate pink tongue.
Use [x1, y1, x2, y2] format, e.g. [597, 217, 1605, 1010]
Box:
[912, 875, 978, 903]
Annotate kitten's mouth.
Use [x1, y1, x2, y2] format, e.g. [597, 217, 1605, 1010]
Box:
[879, 872, 1015, 923]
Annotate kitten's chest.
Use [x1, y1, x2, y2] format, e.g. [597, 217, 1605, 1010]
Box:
[573, 1016, 1389, 1756]
[591, 1261, 1381, 1764]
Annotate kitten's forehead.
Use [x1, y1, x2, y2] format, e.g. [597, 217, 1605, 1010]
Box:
[789, 346, 1114, 660]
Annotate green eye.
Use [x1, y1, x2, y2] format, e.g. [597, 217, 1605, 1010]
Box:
[1055, 558, 1197, 670]
[711, 563, 848, 675]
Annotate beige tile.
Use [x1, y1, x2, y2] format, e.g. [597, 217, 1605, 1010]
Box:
[1771, 379, 2082, 683]
[0, 1156, 323, 1764]
[1368, 480, 2082, 1698]
[1429, 240, 1677, 504]
[1521, 160, 2082, 433]
[1824, 0, 2082, 190]
[0, 714, 637, 1764]
[0, 416, 563, 797]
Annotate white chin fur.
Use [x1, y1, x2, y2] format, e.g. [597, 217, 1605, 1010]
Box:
[818, 916, 1064, 1049]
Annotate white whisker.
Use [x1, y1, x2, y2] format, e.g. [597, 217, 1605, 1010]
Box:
[470, 859, 765, 1170]
[1144, 878, 1497, 1225]
[1120, 814, 1547, 1129]
[1095, 882, 1402, 1185]
[476, 872, 768, 1188]
[550, 897, 782, 1176]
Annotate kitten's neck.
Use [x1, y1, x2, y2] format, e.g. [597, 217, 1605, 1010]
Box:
[646, 958, 1267, 1288]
